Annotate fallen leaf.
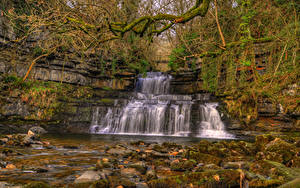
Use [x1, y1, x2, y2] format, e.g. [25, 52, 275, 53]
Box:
[6, 164, 16, 169]
[213, 174, 220, 182]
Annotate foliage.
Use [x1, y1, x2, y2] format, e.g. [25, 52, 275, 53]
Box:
[170, 0, 299, 124]
[0, 74, 93, 121]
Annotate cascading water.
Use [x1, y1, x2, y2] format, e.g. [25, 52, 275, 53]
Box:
[199, 103, 234, 139]
[90, 72, 234, 139]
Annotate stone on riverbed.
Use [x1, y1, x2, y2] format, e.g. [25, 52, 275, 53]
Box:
[222, 161, 249, 170]
[74, 171, 101, 183]
[28, 126, 47, 137]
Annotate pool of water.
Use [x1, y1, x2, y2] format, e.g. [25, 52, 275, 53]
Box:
[44, 133, 253, 144]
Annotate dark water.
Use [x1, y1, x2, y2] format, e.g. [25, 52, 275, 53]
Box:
[44, 133, 253, 144]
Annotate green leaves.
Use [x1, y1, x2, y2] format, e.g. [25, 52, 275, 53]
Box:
[242, 60, 251, 66]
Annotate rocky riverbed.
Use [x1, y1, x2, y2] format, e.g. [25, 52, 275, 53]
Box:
[0, 130, 300, 188]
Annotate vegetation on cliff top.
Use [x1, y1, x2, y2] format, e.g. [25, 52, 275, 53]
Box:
[0, 0, 299, 124]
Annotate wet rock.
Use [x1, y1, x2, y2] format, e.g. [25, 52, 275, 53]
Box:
[279, 178, 300, 188]
[24, 181, 51, 188]
[149, 151, 169, 159]
[109, 177, 136, 188]
[121, 167, 141, 178]
[265, 138, 297, 164]
[148, 170, 242, 188]
[28, 126, 47, 136]
[1, 148, 12, 155]
[0, 182, 9, 188]
[146, 169, 157, 181]
[0, 138, 8, 145]
[170, 159, 196, 171]
[30, 144, 43, 149]
[152, 144, 168, 153]
[249, 179, 283, 187]
[0, 161, 7, 168]
[74, 171, 101, 184]
[63, 145, 79, 149]
[96, 159, 113, 170]
[136, 183, 148, 188]
[187, 151, 221, 165]
[107, 148, 132, 156]
[255, 134, 275, 151]
[36, 168, 49, 173]
[128, 163, 147, 175]
[130, 141, 146, 146]
[222, 162, 249, 170]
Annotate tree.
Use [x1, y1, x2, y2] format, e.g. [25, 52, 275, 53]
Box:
[108, 0, 211, 39]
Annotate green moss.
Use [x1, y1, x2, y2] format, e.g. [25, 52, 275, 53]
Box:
[279, 178, 300, 188]
[102, 86, 114, 91]
[264, 160, 300, 180]
[249, 179, 283, 187]
[148, 170, 241, 187]
[148, 178, 180, 188]
[100, 98, 114, 104]
[187, 151, 221, 165]
[128, 164, 147, 174]
[170, 160, 196, 172]
[24, 181, 51, 188]
[255, 134, 275, 151]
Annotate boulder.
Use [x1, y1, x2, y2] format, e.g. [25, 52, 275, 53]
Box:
[74, 171, 101, 184]
[146, 169, 157, 181]
[170, 160, 196, 171]
[222, 162, 249, 170]
[265, 138, 297, 164]
[28, 126, 47, 137]
[121, 167, 141, 178]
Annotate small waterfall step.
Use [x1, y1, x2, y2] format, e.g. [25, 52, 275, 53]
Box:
[90, 72, 234, 139]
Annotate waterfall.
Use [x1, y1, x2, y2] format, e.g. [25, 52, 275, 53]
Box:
[90, 72, 234, 139]
[199, 103, 234, 139]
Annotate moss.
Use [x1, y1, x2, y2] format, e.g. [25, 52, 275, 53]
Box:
[170, 160, 196, 172]
[264, 160, 300, 180]
[70, 182, 93, 188]
[148, 170, 241, 188]
[154, 159, 169, 167]
[265, 138, 297, 164]
[101, 86, 113, 91]
[91, 180, 110, 188]
[148, 178, 180, 188]
[128, 164, 147, 175]
[279, 178, 300, 188]
[100, 98, 114, 105]
[24, 181, 51, 188]
[108, 177, 136, 188]
[187, 151, 222, 165]
[162, 142, 182, 150]
[195, 140, 212, 153]
[249, 179, 283, 187]
[255, 134, 275, 151]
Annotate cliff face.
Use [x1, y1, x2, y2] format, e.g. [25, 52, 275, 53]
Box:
[0, 15, 137, 91]
[0, 17, 298, 134]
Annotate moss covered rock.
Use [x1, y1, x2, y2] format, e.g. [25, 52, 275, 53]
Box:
[24, 181, 51, 188]
[265, 138, 297, 164]
[148, 169, 242, 188]
[187, 151, 222, 165]
[170, 159, 196, 171]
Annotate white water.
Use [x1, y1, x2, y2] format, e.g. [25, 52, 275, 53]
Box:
[90, 72, 234, 139]
[199, 103, 235, 139]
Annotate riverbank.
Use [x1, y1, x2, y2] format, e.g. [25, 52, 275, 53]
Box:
[0, 133, 300, 187]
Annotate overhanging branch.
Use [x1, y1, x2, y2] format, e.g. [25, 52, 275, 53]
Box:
[109, 0, 211, 38]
